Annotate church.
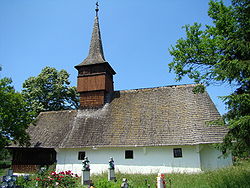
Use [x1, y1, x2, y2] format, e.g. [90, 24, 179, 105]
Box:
[10, 4, 232, 174]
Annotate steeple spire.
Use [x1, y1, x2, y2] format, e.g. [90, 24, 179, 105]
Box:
[75, 2, 116, 108]
[76, 1, 106, 66]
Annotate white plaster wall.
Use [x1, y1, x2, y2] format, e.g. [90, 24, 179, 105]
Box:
[199, 144, 233, 170]
[56, 145, 202, 175]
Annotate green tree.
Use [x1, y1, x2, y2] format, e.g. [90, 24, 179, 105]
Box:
[0, 78, 34, 153]
[22, 67, 79, 115]
[169, 0, 250, 156]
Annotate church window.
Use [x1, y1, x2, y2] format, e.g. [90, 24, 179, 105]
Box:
[173, 148, 182, 158]
[125, 150, 133, 159]
[78, 151, 86, 160]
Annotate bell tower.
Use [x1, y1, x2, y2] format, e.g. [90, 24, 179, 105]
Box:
[75, 2, 116, 108]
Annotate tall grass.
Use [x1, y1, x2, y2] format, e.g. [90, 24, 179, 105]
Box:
[91, 160, 250, 188]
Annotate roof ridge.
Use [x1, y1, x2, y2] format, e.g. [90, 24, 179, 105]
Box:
[39, 109, 76, 115]
[116, 83, 198, 93]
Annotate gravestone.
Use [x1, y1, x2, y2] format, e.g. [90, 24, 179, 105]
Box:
[108, 157, 116, 181]
[81, 157, 91, 185]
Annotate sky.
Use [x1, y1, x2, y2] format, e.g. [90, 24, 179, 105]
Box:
[0, 0, 235, 115]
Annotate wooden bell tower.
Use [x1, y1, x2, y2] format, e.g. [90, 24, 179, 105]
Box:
[75, 3, 116, 108]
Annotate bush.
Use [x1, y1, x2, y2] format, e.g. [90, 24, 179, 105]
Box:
[0, 161, 11, 169]
[16, 170, 81, 188]
[35, 170, 80, 188]
[16, 175, 37, 188]
[0, 149, 11, 161]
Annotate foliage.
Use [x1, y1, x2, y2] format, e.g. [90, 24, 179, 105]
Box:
[16, 170, 80, 188]
[0, 78, 34, 150]
[22, 66, 79, 116]
[0, 160, 11, 177]
[93, 179, 121, 188]
[0, 148, 10, 161]
[15, 175, 34, 187]
[168, 0, 250, 156]
[35, 170, 80, 188]
[0, 169, 5, 177]
[0, 160, 11, 169]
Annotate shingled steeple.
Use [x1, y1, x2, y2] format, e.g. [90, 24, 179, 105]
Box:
[75, 2, 116, 108]
[76, 4, 106, 66]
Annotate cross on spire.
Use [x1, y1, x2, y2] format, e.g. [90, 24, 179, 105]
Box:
[95, 1, 99, 17]
[75, 1, 105, 66]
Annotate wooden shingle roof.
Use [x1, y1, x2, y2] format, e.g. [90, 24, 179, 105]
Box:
[75, 16, 106, 67]
[27, 84, 227, 148]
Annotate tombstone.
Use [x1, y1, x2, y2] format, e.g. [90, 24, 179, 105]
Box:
[81, 156, 91, 185]
[7, 169, 13, 176]
[121, 178, 129, 188]
[108, 157, 116, 181]
[39, 166, 47, 175]
[156, 173, 166, 188]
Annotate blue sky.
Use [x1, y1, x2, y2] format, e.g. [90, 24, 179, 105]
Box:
[0, 0, 234, 114]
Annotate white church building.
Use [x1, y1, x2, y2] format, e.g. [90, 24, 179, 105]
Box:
[10, 4, 232, 175]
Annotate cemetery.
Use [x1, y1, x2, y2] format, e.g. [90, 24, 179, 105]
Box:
[0, 158, 249, 187]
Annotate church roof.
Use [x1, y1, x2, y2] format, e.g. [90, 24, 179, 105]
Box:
[26, 84, 228, 148]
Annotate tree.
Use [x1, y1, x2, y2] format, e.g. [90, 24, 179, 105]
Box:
[0, 78, 34, 154]
[22, 67, 79, 116]
[169, 0, 250, 156]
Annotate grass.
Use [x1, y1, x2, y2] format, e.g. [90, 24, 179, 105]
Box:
[170, 160, 250, 188]
[2, 160, 250, 187]
[91, 160, 250, 188]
